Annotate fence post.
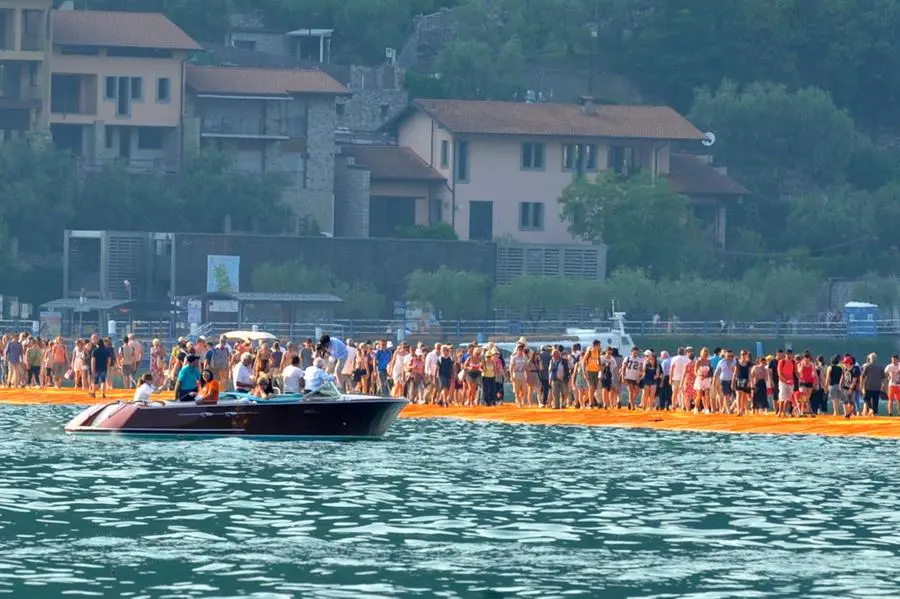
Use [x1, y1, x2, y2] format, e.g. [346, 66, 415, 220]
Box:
[775, 319, 781, 338]
[703, 321, 708, 335]
[456, 319, 461, 339]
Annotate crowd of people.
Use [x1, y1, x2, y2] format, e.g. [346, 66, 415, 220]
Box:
[1, 331, 898, 418]
[327, 337, 898, 419]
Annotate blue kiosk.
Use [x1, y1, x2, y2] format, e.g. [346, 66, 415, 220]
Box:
[844, 301, 878, 338]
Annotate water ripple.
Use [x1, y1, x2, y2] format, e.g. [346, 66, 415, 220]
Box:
[0, 405, 898, 597]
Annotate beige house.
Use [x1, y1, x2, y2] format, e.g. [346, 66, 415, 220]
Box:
[385, 98, 744, 245]
[0, 0, 52, 135]
[48, 9, 200, 170]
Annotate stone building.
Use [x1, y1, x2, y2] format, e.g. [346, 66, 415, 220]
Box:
[182, 65, 346, 235]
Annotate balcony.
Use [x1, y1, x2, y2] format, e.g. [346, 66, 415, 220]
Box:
[0, 8, 47, 58]
[200, 115, 305, 139]
[50, 74, 98, 118]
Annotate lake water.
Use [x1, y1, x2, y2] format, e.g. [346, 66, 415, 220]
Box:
[1, 405, 899, 598]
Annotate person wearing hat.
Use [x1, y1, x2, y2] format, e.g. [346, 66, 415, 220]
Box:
[174, 354, 202, 402]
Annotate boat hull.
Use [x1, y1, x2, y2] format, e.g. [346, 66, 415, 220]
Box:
[64, 396, 408, 440]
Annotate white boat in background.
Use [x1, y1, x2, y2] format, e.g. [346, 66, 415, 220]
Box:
[488, 312, 636, 356]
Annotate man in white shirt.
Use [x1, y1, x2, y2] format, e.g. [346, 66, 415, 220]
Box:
[305, 357, 336, 392]
[424, 342, 440, 403]
[341, 340, 358, 391]
[232, 352, 254, 392]
[669, 347, 690, 410]
[282, 355, 304, 394]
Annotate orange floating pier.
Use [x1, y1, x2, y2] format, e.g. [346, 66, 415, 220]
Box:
[401, 404, 900, 439]
[4, 388, 900, 439]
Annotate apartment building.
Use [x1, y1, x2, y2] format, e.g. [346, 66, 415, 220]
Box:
[0, 0, 52, 136]
[384, 98, 746, 246]
[183, 65, 346, 234]
[48, 9, 200, 170]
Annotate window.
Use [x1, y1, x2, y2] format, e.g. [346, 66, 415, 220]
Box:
[156, 78, 170, 102]
[104, 76, 116, 100]
[608, 146, 640, 175]
[137, 126, 163, 150]
[519, 202, 544, 231]
[105, 126, 114, 149]
[563, 143, 579, 170]
[130, 77, 143, 101]
[440, 140, 449, 168]
[335, 102, 345, 116]
[380, 104, 389, 119]
[233, 39, 256, 51]
[563, 143, 598, 173]
[455, 140, 469, 182]
[521, 142, 545, 170]
[117, 76, 130, 115]
[60, 45, 99, 55]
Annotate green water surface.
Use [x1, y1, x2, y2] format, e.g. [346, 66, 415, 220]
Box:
[0, 405, 899, 598]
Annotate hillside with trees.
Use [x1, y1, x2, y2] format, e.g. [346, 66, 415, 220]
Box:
[27, 0, 900, 317]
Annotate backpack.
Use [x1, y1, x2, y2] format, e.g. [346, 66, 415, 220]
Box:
[210, 346, 230, 370]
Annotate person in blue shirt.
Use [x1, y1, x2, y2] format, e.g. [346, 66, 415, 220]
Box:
[174, 354, 202, 402]
[304, 357, 336, 392]
[320, 334, 348, 383]
[375, 341, 393, 395]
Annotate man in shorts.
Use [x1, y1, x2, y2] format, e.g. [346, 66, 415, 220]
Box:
[777, 349, 796, 416]
[582, 340, 602, 407]
[508, 343, 530, 407]
[883, 355, 900, 416]
[91, 337, 114, 399]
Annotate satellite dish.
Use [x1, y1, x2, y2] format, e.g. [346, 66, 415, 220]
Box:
[702, 131, 716, 147]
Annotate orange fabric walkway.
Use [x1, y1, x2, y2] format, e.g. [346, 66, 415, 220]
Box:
[401, 404, 900, 439]
[3, 388, 900, 439]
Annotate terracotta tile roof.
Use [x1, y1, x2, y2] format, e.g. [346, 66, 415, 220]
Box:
[410, 99, 705, 141]
[667, 154, 749, 196]
[186, 65, 347, 96]
[341, 145, 445, 181]
[52, 10, 202, 51]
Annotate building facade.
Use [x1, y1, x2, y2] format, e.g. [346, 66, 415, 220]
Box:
[183, 65, 346, 234]
[0, 0, 52, 136]
[384, 98, 711, 244]
[48, 9, 200, 171]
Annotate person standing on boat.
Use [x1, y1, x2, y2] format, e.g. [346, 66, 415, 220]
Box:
[174, 354, 202, 402]
[320, 335, 348, 384]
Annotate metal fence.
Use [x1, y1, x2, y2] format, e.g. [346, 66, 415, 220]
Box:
[201, 319, 900, 342]
[5, 318, 897, 344]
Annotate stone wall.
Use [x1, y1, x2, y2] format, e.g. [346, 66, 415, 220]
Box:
[298, 95, 337, 234]
[226, 31, 287, 57]
[172, 234, 498, 307]
[333, 154, 371, 237]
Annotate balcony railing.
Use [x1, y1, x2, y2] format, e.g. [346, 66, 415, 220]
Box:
[200, 116, 305, 138]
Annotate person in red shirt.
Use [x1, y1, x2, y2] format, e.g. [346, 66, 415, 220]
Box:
[777, 349, 796, 417]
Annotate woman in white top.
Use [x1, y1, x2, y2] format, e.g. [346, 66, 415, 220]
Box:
[133, 373, 162, 402]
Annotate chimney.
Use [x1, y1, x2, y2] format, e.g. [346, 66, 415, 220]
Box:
[579, 95, 596, 115]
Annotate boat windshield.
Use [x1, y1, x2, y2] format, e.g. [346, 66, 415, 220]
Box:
[303, 380, 342, 400]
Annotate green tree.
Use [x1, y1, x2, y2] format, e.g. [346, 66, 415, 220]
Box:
[558, 171, 713, 277]
[851, 273, 900, 312]
[0, 134, 77, 252]
[251, 262, 386, 318]
[405, 266, 491, 319]
[492, 275, 584, 319]
[689, 80, 856, 200]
